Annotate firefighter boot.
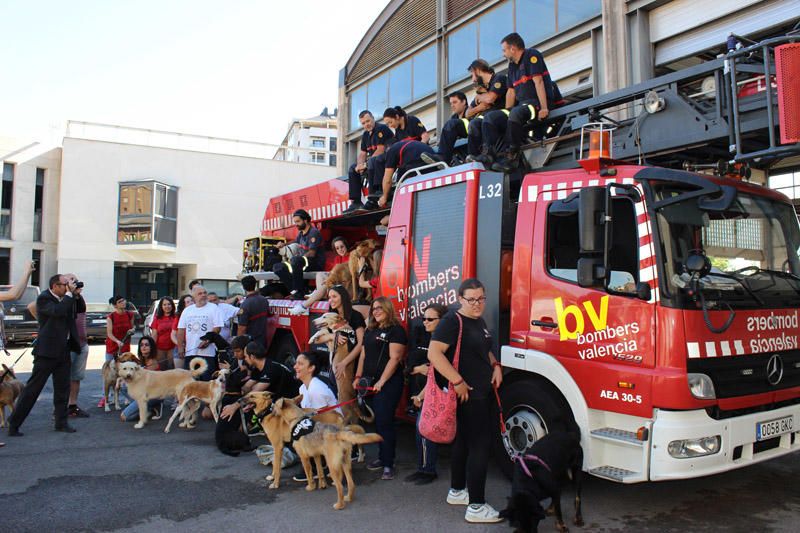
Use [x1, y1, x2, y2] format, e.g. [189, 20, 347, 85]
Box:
[468, 145, 494, 166]
[492, 146, 521, 173]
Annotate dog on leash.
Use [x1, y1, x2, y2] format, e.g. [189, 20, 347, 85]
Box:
[499, 429, 584, 533]
[0, 364, 24, 428]
[164, 368, 230, 432]
[271, 396, 382, 510]
[101, 352, 141, 412]
[241, 391, 370, 490]
[348, 239, 378, 302]
[309, 312, 374, 426]
[117, 358, 208, 429]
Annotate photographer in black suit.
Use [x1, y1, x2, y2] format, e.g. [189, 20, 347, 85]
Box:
[8, 274, 81, 436]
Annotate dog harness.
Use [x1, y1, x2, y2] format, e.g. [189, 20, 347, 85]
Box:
[290, 417, 316, 442]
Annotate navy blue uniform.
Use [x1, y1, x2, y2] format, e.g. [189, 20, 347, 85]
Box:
[393, 115, 427, 143]
[482, 48, 563, 153]
[348, 124, 394, 202]
[273, 226, 325, 296]
[385, 140, 436, 176]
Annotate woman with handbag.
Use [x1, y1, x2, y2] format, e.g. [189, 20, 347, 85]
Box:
[352, 296, 407, 481]
[427, 278, 503, 524]
[405, 303, 448, 485]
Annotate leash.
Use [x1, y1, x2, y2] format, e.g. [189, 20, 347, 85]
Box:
[310, 385, 377, 416]
[493, 384, 551, 477]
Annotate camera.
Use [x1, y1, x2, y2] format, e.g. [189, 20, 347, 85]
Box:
[74, 281, 84, 289]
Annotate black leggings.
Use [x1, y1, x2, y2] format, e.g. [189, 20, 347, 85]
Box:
[450, 395, 494, 505]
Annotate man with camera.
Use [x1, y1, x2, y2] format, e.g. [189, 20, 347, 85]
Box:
[8, 274, 81, 436]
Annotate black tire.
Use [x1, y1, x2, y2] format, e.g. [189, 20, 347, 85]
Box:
[493, 378, 570, 479]
[267, 332, 298, 367]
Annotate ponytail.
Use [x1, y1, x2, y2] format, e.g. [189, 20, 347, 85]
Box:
[383, 106, 407, 120]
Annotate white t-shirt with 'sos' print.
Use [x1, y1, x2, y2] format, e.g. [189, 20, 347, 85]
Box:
[178, 303, 223, 357]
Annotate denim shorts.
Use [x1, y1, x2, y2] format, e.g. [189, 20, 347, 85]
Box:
[70, 344, 90, 381]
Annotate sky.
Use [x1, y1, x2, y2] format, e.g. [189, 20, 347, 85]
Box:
[0, 0, 389, 146]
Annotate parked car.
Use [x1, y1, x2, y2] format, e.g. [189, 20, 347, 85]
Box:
[85, 303, 112, 343]
[0, 285, 41, 344]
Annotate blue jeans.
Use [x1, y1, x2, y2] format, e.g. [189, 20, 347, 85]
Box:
[368, 371, 404, 468]
[416, 410, 438, 474]
[121, 399, 162, 421]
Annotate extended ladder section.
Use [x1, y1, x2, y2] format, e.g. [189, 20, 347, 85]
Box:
[523, 35, 800, 172]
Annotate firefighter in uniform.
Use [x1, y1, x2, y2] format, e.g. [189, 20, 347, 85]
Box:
[377, 140, 436, 208]
[344, 110, 394, 214]
[478, 32, 563, 172]
[272, 209, 325, 299]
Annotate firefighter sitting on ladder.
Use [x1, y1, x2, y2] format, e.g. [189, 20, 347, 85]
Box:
[377, 139, 437, 208]
[479, 32, 564, 173]
[344, 110, 395, 214]
[272, 209, 325, 300]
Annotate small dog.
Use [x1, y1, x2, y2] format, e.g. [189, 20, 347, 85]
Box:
[348, 239, 378, 301]
[101, 352, 141, 412]
[164, 368, 230, 432]
[279, 242, 303, 262]
[242, 391, 369, 490]
[309, 313, 373, 426]
[117, 358, 208, 429]
[499, 429, 584, 533]
[271, 396, 382, 510]
[0, 364, 24, 428]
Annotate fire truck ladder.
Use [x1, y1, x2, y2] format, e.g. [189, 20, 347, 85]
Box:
[523, 34, 800, 173]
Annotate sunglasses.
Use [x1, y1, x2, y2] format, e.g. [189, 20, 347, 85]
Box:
[422, 317, 439, 322]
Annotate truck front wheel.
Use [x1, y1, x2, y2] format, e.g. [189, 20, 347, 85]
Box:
[493, 379, 570, 478]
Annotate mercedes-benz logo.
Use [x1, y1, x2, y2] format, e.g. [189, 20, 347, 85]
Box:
[766, 354, 784, 386]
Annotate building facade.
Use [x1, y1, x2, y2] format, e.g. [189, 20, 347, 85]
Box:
[337, 0, 800, 174]
[274, 108, 338, 167]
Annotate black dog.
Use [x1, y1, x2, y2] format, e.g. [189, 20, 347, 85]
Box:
[500, 429, 584, 533]
[200, 331, 235, 367]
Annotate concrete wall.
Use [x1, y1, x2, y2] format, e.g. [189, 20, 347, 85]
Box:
[0, 136, 61, 288]
[58, 137, 334, 303]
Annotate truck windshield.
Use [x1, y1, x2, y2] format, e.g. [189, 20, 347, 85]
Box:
[654, 185, 800, 309]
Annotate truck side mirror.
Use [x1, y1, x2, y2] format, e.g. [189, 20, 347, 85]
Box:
[577, 187, 607, 288]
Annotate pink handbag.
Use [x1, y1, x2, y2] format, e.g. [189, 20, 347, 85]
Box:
[419, 314, 462, 444]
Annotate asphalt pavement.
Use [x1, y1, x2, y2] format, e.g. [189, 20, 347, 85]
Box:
[1, 344, 798, 532]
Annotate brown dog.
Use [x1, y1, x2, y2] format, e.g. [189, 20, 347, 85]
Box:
[164, 368, 230, 432]
[101, 352, 140, 412]
[271, 396, 382, 510]
[308, 313, 373, 427]
[348, 239, 377, 301]
[242, 391, 368, 490]
[0, 365, 24, 428]
[324, 263, 354, 298]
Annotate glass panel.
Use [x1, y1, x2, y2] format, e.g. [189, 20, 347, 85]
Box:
[165, 187, 178, 219]
[154, 217, 176, 245]
[368, 73, 389, 117]
[154, 184, 166, 217]
[31, 250, 41, 287]
[389, 59, 412, 106]
[448, 22, 478, 83]
[0, 216, 9, 240]
[329, 154, 337, 167]
[329, 137, 337, 152]
[479, 1, 513, 62]
[119, 184, 153, 216]
[350, 86, 367, 131]
[558, 0, 601, 31]
[516, 0, 556, 46]
[413, 46, 437, 100]
[35, 168, 44, 186]
[2, 163, 12, 182]
[0, 248, 9, 284]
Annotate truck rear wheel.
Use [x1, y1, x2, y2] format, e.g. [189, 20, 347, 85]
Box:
[493, 379, 569, 478]
[267, 333, 298, 367]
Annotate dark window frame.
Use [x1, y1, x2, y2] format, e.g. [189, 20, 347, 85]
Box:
[117, 180, 178, 247]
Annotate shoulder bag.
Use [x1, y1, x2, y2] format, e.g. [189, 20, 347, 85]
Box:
[419, 313, 462, 444]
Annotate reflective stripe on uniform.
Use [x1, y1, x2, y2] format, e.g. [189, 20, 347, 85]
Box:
[460, 118, 469, 131]
[502, 109, 510, 116]
[527, 104, 537, 120]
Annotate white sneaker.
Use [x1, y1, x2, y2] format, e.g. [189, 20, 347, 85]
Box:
[446, 488, 469, 505]
[465, 503, 503, 523]
[289, 303, 308, 315]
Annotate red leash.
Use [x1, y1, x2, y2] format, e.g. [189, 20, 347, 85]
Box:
[312, 386, 377, 416]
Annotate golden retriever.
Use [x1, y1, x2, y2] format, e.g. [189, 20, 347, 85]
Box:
[117, 358, 207, 429]
[348, 239, 378, 301]
[101, 352, 140, 412]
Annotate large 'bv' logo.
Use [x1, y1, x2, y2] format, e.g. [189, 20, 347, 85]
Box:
[766, 354, 784, 386]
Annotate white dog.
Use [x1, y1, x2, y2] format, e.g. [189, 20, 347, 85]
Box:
[279, 242, 303, 262]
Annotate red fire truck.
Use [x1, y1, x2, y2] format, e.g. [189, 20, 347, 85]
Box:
[245, 36, 800, 482]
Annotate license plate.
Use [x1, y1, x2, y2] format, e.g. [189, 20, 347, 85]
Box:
[4, 315, 23, 321]
[756, 415, 794, 441]
[93, 319, 107, 325]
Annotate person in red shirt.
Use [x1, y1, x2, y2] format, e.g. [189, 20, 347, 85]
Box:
[150, 297, 178, 369]
[290, 237, 350, 315]
[105, 295, 135, 362]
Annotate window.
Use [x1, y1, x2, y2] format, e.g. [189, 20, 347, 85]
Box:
[413, 46, 436, 100]
[329, 137, 337, 153]
[558, 0, 601, 30]
[350, 86, 368, 131]
[34, 168, 44, 242]
[517, 0, 556, 47]
[367, 74, 389, 118]
[311, 152, 326, 164]
[546, 196, 639, 292]
[117, 181, 178, 246]
[770, 171, 800, 200]
[1, 163, 13, 240]
[0, 248, 9, 284]
[329, 154, 337, 167]
[310, 136, 326, 148]
[448, 22, 478, 83]
[389, 59, 412, 106]
[31, 250, 41, 287]
[478, 2, 513, 63]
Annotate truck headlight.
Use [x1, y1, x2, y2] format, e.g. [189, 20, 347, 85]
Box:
[687, 373, 716, 400]
[668, 436, 721, 458]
